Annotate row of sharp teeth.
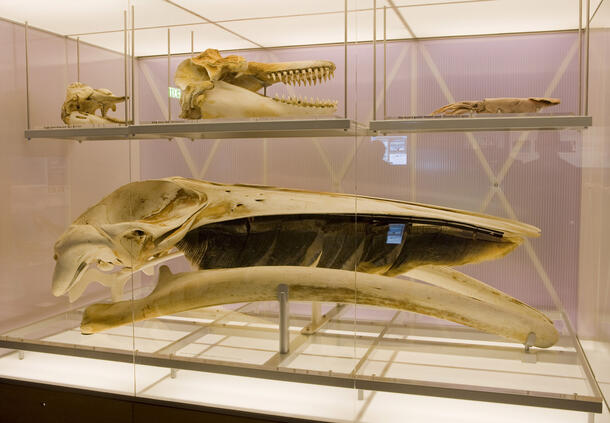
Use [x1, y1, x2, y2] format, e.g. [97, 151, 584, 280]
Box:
[268, 67, 334, 86]
[272, 95, 338, 108]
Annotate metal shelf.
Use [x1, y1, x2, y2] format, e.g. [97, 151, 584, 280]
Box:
[0, 303, 603, 414]
[370, 115, 593, 133]
[24, 118, 356, 141]
[24, 116, 593, 141]
[24, 126, 130, 141]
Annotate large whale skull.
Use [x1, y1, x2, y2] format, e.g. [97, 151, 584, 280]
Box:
[175, 49, 338, 119]
[52, 178, 558, 348]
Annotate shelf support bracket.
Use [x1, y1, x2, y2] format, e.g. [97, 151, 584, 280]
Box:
[278, 284, 290, 354]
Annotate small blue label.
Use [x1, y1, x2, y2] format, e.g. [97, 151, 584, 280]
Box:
[386, 224, 405, 244]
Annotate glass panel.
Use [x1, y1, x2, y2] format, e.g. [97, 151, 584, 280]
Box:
[2, 0, 609, 420]
[582, 0, 610, 416]
[354, 2, 603, 418]
[0, 16, 134, 393]
[130, 1, 360, 419]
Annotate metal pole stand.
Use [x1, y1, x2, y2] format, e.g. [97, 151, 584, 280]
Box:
[277, 284, 289, 354]
[522, 332, 537, 363]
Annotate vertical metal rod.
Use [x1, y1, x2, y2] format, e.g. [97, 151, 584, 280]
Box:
[311, 302, 322, 327]
[76, 37, 80, 82]
[584, 0, 590, 116]
[167, 28, 171, 122]
[191, 31, 194, 56]
[131, 5, 135, 124]
[344, 0, 348, 119]
[578, 0, 583, 115]
[278, 284, 289, 354]
[24, 22, 30, 131]
[124, 10, 128, 125]
[409, 46, 418, 201]
[383, 6, 387, 120]
[373, 0, 377, 121]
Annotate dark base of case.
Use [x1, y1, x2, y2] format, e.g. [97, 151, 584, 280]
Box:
[0, 377, 320, 423]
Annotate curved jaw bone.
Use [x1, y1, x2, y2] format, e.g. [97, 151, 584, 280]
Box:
[81, 266, 558, 348]
[431, 97, 560, 116]
[175, 48, 337, 119]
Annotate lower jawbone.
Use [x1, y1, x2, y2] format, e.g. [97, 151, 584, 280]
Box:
[195, 81, 338, 119]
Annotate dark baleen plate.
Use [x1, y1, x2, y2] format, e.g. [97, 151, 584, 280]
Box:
[176, 214, 517, 276]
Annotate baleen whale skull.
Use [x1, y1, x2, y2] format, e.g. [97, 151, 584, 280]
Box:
[52, 178, 558, 348]
[175, 49, 338, 119]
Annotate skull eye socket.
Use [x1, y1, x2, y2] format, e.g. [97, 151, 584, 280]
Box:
[133, 230, 145, 237]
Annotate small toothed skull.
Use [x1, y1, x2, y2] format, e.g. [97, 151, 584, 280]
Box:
[61, 82, 126, 125]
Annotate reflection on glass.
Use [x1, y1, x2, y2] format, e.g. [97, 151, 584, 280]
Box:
[373, 136, 408, 165]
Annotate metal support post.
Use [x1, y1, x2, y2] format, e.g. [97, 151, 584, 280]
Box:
[123, 10, 128, 124]
[523, 332, 536, 353]
[167, 28, 171, 122]
[344, 0, 348, 119]
[584, 0, 590, 115]
[383, 6, 387, 120]
[24, 22, 31, 131]
[373, 0, 377, 121]
[311, 302, 322, 327]
[522, 332, 537, 363]
[131, 5, 135, 124]
[76, 37, 80, 82]
[278, 284, 289, 354]
[18, 350, 24, 360]
[191, 31, 194, 56]
[578, 0, 583, 115]
[170, 368, 177, 379]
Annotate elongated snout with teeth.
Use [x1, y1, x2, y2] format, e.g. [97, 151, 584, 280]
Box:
[52, 225, 117, 297]
[266, 63, 335, 86]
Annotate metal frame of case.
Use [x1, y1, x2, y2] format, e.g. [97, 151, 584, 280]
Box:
[3, 0, 607, 418]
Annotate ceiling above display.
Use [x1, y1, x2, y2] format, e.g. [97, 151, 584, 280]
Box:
[0, 0, 607, 56]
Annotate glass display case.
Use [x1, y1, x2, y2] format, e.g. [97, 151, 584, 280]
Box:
[0, 1, 609, 421]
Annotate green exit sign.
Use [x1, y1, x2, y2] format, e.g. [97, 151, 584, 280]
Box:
[168, 87, 181, 99]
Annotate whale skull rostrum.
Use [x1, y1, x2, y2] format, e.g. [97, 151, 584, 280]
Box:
[52, 177, 558, 348]
[175, 48, 338, 119]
